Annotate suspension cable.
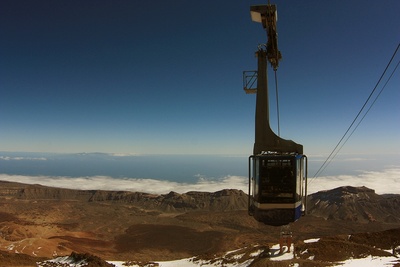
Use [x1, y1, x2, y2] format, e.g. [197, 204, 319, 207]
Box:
[333, 58, 400, 160]
[316, 58, 400, 178]
[312, 43, 400, 179]
[274, 69, 281, 136]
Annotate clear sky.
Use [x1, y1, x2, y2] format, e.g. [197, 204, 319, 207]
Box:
[1, 0, 399, 159]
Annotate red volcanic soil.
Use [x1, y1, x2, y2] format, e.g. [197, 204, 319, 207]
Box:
[0, 181, 399, 266]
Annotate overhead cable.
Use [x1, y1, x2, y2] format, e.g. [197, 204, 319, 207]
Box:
[312, 43, 400, 179]
[330, 58, 400, 166]
[274, 70, 281, 136]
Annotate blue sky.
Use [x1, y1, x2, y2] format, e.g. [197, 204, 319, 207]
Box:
[1, 0, 399, 159]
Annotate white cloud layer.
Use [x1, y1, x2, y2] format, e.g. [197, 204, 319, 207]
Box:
[0, 174, 248, 195]
[307, 166, 400, 195]
[0, 156, 47, 161]
[0, 167, 398, 195]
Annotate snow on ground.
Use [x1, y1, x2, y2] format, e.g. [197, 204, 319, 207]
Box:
[108, 244, 292, 267]
[108, 247, 262, 267]
[269, 244, 294, 261]
[108, 253, 399, 267]
[109, 258, 196, 267]
[39, 241, 400, 267]
[37, 255, 87, 267]
[335, 255, 399, 267]
[108, 257, 253, 267]
[303, 238, 320, 243]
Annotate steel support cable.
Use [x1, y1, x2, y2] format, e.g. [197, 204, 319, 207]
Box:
[336, 59, 400, 154]
[274, 69, 281, 136]
[312, 43, 400, 180]
[318, 58, 400, 177]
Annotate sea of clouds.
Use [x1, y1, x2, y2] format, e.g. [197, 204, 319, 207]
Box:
[0, 166, 399, 195]
[0, 152, 399, 195]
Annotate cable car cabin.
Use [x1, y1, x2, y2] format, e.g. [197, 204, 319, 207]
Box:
[248, 153, 307, 226]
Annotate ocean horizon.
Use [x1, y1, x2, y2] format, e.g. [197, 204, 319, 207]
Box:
[0, 151, 249, 182]
[0, 151, 399, 195]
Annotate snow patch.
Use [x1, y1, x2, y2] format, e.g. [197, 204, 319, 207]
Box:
[38, 256, 87, 267]
[300, 249, 308, 255]
[304, 238, 320, 243]
[269, 244, 294, 261]
[335, 255, 399, 267]
[249, 249, 264, 257]
[109, 257, 253, 267]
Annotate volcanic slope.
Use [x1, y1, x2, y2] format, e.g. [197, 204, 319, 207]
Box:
[308, 186, 400, 223]
[0, 181, 399, 265]
[36, 228, 400, 267]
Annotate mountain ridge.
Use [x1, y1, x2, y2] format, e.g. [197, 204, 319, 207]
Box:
[1, 181, 399, 222]
[1, 180, 399, 265]
[307, 185, 400, 223]
[0, 181, 248, 212]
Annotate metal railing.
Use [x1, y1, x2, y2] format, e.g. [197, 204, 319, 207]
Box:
[243, 70, 257, 94]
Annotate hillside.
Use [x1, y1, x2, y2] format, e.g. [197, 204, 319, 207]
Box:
[0, 181, 399, 266]
[308, 186, 400, 223]
[0, 181, 248, 212]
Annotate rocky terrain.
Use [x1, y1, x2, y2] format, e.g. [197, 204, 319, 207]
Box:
[307, 186, 400, 223]
[0, 180, 399, 266]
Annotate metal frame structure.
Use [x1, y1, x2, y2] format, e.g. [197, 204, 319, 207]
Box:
[245, 3, 308, 226]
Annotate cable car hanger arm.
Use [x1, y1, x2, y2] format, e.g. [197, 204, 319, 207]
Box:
[250, 4, 282, 70]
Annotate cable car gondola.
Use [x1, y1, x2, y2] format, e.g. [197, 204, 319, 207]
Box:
[244, 3, 308, 226]
[248, 153, 307, 226]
